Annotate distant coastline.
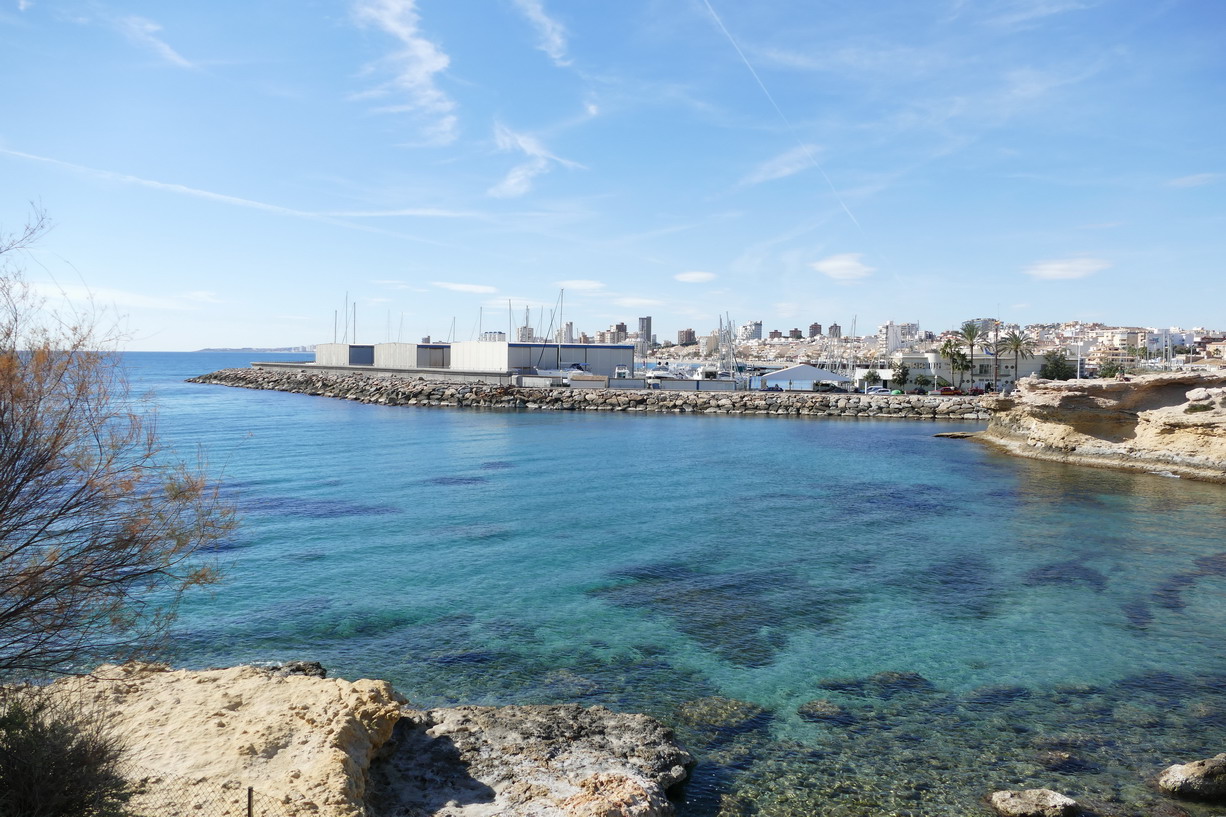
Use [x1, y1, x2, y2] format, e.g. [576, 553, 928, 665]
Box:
[193, 346, 315, 353]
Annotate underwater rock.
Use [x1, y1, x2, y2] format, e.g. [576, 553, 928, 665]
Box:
[675, 697, 771, 737]
[796, 698, 857, 725]
[1035, 750, 1099, 774]
[964, 685, 1033, 707]
[814, 670, 935, 699]
[989, 788, 1080, 817]
[1157, 752, 1226, 803]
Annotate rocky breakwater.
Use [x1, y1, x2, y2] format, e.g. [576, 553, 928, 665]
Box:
[45, 663, 693, 817]
[979, 371, 1226, 483]
[189, 367, 989, 420]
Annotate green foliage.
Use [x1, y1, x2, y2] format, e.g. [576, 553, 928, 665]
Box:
[1099, 361, 1127, 378]
[891, 362, 910, 387]
[998, 331, 1037, 382]
[0, 692, 134, 817]
[913, 373, 933, 388]
[864, 370, 882, 386]
[1185, 403, 1213, 414]
[1039, 350, 1076, 380]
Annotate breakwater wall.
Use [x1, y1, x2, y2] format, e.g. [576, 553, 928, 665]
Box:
[190, 367, 991, 420]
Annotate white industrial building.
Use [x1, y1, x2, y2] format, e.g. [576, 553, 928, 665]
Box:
[311, 341, 634, 381]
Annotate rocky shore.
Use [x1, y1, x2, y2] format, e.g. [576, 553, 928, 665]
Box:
[46, 663, 694, 817]
[188, 367, 990, 420]
[979, 372, 1226, 483]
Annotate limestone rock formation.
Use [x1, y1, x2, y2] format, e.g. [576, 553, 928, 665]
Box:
[980, 372, 1226, 482]
[49, 663, 404, 817]
[365, 704, 694, 816]
[43, 665, 693, 817]
[1157, 752, 1226, 802]
[989, 788, 1080, 816]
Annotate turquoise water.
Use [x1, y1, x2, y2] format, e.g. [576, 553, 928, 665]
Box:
[130, 352, 1226, 816]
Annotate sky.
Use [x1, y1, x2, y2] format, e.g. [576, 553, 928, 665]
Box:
[1, 0, 1223, 351]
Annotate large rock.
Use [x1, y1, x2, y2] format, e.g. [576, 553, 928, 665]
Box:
[1157, 752, 1226, 802]
[979, 373, 1226, 482]
[989, 788, 1080, 816]
[48, 663, 404, 817]
[43, 665, 693, 817]
[366, 704, 694, 816]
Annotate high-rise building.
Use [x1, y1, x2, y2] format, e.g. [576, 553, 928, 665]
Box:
[636, 317, 653, 356]
[562, 322, 575, 344]
[809, 323, 822, 338]
[677, 328, 697, 345]
[480, 331, 507, 342]
[828, 323, 842, 339]
[789, 328, 803, 340]
[738, 320, 763, 341]
[516, 325, 535, 342]
[768, 329, 783, 340]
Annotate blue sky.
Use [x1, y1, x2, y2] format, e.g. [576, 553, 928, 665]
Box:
[1, 0, 1222, 350]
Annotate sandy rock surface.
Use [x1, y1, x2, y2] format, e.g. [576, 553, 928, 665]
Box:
[365, 704, 694, 817]
[979, 372, 1226, 482]
[49, 663, 404, 817]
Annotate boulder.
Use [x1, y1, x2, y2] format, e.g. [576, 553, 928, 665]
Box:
[989, 788, 1080, 817]
[366, 704, 694, 817]
[1157, 753, 1226, 802]
[796, 698, 856, 725]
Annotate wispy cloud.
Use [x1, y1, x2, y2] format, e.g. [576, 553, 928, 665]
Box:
[117, 15, 192, 67]
[33, 281, 202, 311]
[675, 271, 716, 284]
[811, 253, 875, 281]
[1168, 173, 1222, 188]
[353, 0, 457, 144]
[0, 147, 463, 248]
[614, 296, 664, 308]
[320, 208, 481, 218]
[509, 0, 569, 66]
[432, 281, 497, 293]
[487, 121, 583, 198]
[18, 0, 32, 11]
[1022, 257, 1110, 280]
[983, 0, 1097, 29]
[556, 279, 604, 290]
[740, 144, 819, 186]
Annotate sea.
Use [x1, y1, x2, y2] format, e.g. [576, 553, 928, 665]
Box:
[128, 351, 1226, 817]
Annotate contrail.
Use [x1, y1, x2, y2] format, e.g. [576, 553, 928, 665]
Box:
[701, 0, 862, 231]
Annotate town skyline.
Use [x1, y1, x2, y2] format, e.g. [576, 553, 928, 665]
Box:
[3, 1, 1223, 351]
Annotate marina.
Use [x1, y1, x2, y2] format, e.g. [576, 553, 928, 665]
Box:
[139, 352, 1226, 817]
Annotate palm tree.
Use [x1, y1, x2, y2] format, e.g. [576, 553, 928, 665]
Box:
[938, 339, 961, 386]
[998, 330, 1037, 386]
[956, 322, 983, 389]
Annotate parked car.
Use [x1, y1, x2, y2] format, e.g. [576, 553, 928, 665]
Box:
[937, 386, 963, 396]
[967, 387, 985, 395]
[865, 386, 891, 394]
[890, 389, 904, 395]
[907, 388, 928, 395]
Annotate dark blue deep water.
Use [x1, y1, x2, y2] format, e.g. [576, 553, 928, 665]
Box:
[129, 352, 1226, 817]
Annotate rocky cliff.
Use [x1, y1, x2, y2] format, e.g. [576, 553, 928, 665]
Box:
[979, 371, 1226, 482]
[45, 664, 693, 817]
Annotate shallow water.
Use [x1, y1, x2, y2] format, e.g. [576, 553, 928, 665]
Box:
[131, 353, 1226, 816]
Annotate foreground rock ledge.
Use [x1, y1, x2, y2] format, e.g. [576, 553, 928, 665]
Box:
[46, 664, 694, 817]
[979, 372, 1226, 483]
